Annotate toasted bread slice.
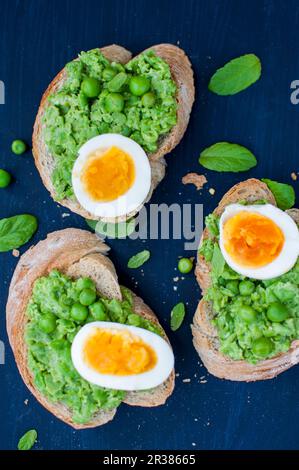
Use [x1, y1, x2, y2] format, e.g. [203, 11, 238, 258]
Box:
[32, 44, 194, 222]
[192, 179, 299, 381]
[6, 229, 174, 429]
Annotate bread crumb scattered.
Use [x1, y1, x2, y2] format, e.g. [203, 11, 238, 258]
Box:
[200, 379, 207, 384]
[173, 286, 178, 291]
[173, 276, 179, 282]
[182, 173, 207, 190]
[183, 378, 191, 383]
[192, 443, 196, 447]
[291, 172, 298, 181]
[12, 249, 20, 258]
[24, 399, 29, 406]
[175, 373, 180, 377]
[209, 188, 216, 195]
[62, 213, 70, 218]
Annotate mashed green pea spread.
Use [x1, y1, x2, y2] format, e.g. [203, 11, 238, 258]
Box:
[25, 270, 161, 424]
[43, 49, 177, 200]
[199, 212, 299, 364]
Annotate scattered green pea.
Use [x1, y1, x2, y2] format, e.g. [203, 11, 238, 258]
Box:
[252, 337, 273, 358]
[178, 257, 193, 274]
[129, 76, 151, 96]
[0, 169, 11, 188]
[104, 93, 124, 112]
[81, 77, 101, 98]
[267, 302, 289, 323]
[79, 288, 97, 306]
[89, 301, 107, 321]
[11, 139, 26, 155]
[77, 277, 96, 291]
[239, 305, 257, 323]
[226, 280, 239, 295]
[142, 92, 156, 107]
[71, 303, 89, 322]
[39, 313, 56, 334]
[239, 280, 255, 296]
[102, 67, 117, 81]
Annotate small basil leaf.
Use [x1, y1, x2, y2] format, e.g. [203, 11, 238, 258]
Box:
[170, 302, 186, 331]
[262, 179, 296, 210]
[199, 142, 257, 172]
[127, 250, 150, 269]
[209, 53, 261, 95]
[85, 218, 136, 239]
[0, 215, 38, 252]
[18, 429, 37, 451]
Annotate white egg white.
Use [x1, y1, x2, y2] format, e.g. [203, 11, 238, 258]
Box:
[71, 321, 174, 391]
[72, 134, 151, 218]
[219, 204, 299, 280]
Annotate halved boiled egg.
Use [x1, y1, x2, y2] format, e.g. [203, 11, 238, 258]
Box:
[72, 134, 151, 218]
[71, 322, 174, 391]
[219, 203, 299, 280]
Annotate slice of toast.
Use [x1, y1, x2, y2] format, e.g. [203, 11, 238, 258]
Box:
[32, 44, 195, 222]
[192, 179, 299, 381]
[6, 229, 175, 428]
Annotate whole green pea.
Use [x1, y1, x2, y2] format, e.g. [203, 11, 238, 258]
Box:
[102, 67, 117, 81]
[178, 258, 193, 274]
[11, 139, 26, 155]
[89, 301, 107, 321]
[105, 93, 125, 112]
[267, 302, 289, 322]
[0, 169, 11, 188]
[77, 277, 96, 291]
[239, 280, 255, 296]
[39, 313, 56, 333]
[81, 77, 101, 98]
[79, 288, 97, 306]
[71, 303, 89, 322]
[129, 76, 151, 96]
[239, 305, 257, 323]
[141, 92, 156, 107]
[252, 337, 273, 358]
[226, 280, 239, 295]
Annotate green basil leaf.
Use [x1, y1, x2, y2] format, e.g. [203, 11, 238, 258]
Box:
[18, 429, 37, 451]
[85, 218, 136, 239]
[209, 53, 261, 95]
[127, 250, 150, 269]
[170, 302, 186, 331]
[211, 244, 226, 280]
[199, 142, 257, 172]
[261, 179, 296, 210]
[0, 215, 38, 252]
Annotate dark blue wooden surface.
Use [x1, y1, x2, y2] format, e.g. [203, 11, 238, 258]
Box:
[1, 0, 299, 450]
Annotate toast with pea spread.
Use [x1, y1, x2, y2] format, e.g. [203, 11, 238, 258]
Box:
[32, 44, 194, 222]
[192, 179, 299, 381]
[6, 229, 174, 429]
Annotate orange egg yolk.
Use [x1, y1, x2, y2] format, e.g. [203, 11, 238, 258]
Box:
[83, 328, 157, 376]
[81, 146, 136, 202]
[223, 211, 285, 268]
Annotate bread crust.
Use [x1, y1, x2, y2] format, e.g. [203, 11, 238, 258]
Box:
[192, 179, 299, 381]
[32, 44, 194, 222]
[6, 229, 174, 428]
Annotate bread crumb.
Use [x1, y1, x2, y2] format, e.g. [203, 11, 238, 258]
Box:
[182, 173, 207, 190]
[62, 213, 70, 218]
[24, 399, 29, 405]
[209, 188, 216, 195]
[183, 378, 191, 383]
[192, 443, 196, 447]
[194, 418, 198, 422]
[173, 286, 178, 291]
[12, 249, 20, 258]
[175, 373, 180, 377]
[291, 172, 298, 181]
[200, 379, 207, 384]
[173, 276, 179, 282]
